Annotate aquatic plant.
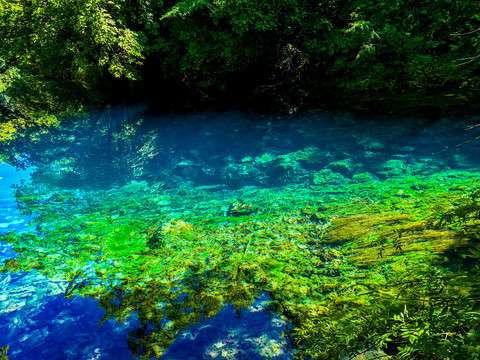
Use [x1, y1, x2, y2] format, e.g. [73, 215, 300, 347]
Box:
[427, 188, 480, 228]
[295, 260, 480, 359]
[294, 185, 480, 359]
[0, 346, 9, 360]
[2, 143, 480, 359]
[227, 199, 256, 217]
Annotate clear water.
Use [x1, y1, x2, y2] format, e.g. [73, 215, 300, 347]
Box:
[0, 108, 479, 359]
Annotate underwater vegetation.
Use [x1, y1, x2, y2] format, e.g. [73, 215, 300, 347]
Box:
[0, 346, 10, 360]
[1, 111, 480, 359]
[2, 169, 480, 359]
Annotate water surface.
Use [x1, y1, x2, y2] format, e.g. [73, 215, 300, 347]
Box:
[1, 109, 479, 359]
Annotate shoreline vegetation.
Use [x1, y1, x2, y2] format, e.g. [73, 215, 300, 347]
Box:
[1, 0, 480, 118]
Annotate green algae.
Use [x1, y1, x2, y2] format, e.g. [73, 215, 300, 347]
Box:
[1, 166, 479, 359]
[0, 345, 10, 360]
[1, 110, 480, 359]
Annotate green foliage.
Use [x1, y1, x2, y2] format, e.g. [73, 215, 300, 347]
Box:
[0, 346, 10, 360]
[0, 0, 143, 82]
[428, 188, 480, 228]
[294, 186, 480, 359]
[0, 0, 144, 122]
[3, 0, 479, 110]
[295, 264, 480, 359]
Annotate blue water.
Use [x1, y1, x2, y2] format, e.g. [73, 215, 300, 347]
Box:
[1, 109, 480, 359]
[0, 162, 291, 360]
[0, 163, 133, 360]
[0, 162, 33, 236]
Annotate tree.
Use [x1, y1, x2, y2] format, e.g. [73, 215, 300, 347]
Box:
[0, 0, 144, 116]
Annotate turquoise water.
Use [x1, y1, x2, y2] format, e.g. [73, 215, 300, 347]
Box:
[0, 165, 291, 359]
[1, 109, 480, 359]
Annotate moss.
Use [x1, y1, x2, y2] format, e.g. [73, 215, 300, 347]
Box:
[226, 200, 256, 217]
[313, 169, 348, 186]
[378, 159, 410, 178]
[0, 259, 20, 273]
[352, 172, 379, 183]
[326, 158, 355, 176]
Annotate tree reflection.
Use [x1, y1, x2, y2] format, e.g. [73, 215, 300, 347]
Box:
[99, 281, 225, 358]
[3, 106, 164, 189]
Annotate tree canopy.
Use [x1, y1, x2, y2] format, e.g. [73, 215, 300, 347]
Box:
[0, 0, 479, 113]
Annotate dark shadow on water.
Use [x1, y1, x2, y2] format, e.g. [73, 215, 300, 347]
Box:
[0, 285, 134, 360]
[0, 279, 291, 360]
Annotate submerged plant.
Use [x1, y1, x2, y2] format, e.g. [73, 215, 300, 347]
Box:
[0, 346, 9, 360]
[427, 188, 480, 228]
[2, 154, 480, 359]
[295, 264, 480, 359]
[293, 186, 480, 359]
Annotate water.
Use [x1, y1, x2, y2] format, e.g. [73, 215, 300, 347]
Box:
[0, 108, 479, 359]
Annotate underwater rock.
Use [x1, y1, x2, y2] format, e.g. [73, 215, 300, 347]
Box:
[248, 335, 286, 358]
[378, 159, 410, 178]
[453, 153, 473, 168]
[165, 295, 291, 360]
[254, 153, 277, 166]
[0, 272, 66, 315]
[300, 206, 327, 223]
[352, 172, 379, 183]
[392, 145, 415, 153]
[410, 157, 445, 175]
[0, 290, 134, 360]
[173, 160, 220, 185]
[174, 162, 198, 178]
[227, 200, 256, 217]
[326, 158, 354, 176]
[221, 163, 264, 187]
[355, 136, 385, 150]
[276, 156, 300, 172]
[312, 169, 348, 186]
[241, 156, 254, 163]
[281, 147, 330, 171]
[272, 147, 332, 175]
[361, 151, 377, 160]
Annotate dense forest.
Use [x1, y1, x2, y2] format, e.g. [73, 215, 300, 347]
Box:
[1, 0, 480, 118]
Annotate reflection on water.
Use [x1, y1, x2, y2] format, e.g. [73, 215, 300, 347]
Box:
[1, 108, 480, 359]
[0, 163, 33, 236]
[5, 108, 480, 191]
